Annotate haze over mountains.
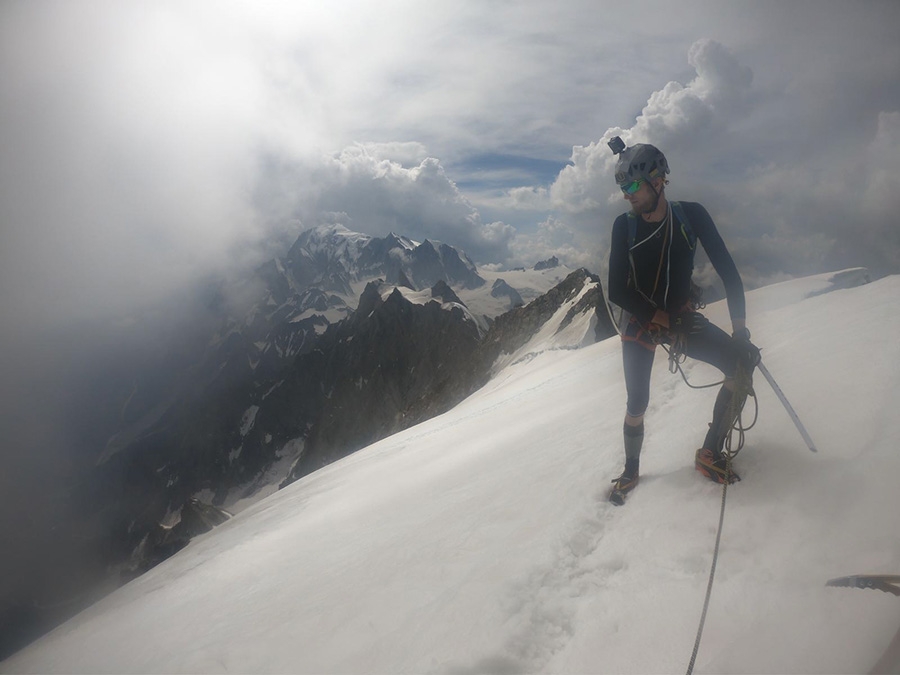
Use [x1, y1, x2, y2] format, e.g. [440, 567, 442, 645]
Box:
[0, 223, 608, 660]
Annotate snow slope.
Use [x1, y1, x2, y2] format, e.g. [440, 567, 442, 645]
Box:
[4, 270, 900, 674]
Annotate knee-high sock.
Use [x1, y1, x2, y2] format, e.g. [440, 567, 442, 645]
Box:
[703, 386, 737, 454]
[623, 421, 644, 476]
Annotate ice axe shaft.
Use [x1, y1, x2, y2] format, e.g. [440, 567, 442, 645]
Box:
[757, 360, 818, 453]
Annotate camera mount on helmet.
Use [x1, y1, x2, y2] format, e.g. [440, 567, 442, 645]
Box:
[608, 136, 626, 156]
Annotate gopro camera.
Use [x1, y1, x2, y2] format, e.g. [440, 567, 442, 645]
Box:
[607, 136, 626, 155]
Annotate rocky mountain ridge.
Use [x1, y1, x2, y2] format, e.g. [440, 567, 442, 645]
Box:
[96, 243, 612, 569]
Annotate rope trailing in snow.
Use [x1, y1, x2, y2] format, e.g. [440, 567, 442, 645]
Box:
[684, 364, 753, 675]
[685, 465, 729, 675]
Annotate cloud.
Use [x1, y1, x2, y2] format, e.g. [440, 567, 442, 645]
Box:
[507, 216, 595, 270]
[255, 145, 516, 263]
[0, 2, 270, 335]
[313, 148, 517, 262]
[543, 34, 900, 288]
[1, 1, 533, 341]
[550, 39, 755, 216]
[862, 112, 900, 221]
[730, 107, 900, 278]
[684, 39, 754, 110]
[358, 142, 430, 168]
[500, 186, 551, 211]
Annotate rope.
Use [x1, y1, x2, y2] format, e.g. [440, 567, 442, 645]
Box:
[684, 365, 753, 675]
[602, 288, 625, 337]
[663, 342, 760, 459]
[625, 317, 760, 673]
[686, 467, 729, 675]
[664, 339, 723, 390]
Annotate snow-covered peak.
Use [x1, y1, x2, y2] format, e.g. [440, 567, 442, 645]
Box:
[283, 224, 485, 297]
[292, 223, 373, 266]
[385, 231, 419, 251]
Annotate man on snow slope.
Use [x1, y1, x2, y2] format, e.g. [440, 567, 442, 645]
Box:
[605, 138, 760, 503]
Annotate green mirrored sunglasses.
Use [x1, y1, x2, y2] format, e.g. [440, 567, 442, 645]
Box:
[619, 178, 644, 195]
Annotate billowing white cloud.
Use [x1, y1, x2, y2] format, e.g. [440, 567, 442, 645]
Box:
[358, 142, 430, 168]
[262, 146, 516, 262]
[550, 39, 755, 215]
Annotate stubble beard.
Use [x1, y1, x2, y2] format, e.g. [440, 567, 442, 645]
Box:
[629, 191, 661, 217]
[643, 191, 661, 215]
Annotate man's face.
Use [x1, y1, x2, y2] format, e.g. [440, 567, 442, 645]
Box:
[623, 178, 662, 216]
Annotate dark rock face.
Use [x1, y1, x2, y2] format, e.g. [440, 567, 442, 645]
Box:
[83, 276, 487, 580]
[124, 499, 232, 580]
[480, 269, 613, 363]
[272, 269, 615, 487]
[431, 280, 464, 305]
[490, 279, 524, 309]
[276, 281, 483, 484]
[534, 256, 559, 271]
[435, 242, 486, 290]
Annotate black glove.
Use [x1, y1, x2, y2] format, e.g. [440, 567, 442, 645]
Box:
[731, 328, 761, 369]
[670, 311, 709, 337]
[732, 326, 752, 341]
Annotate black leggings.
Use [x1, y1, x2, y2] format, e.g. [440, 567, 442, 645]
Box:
[623, 319, 742, 418]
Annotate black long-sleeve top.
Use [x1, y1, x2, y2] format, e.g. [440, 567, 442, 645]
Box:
[608, 201, 745, 325]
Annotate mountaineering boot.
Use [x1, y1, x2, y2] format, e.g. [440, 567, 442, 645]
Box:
[609, 469, 639, 506]
[695, 448, 740, 484]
